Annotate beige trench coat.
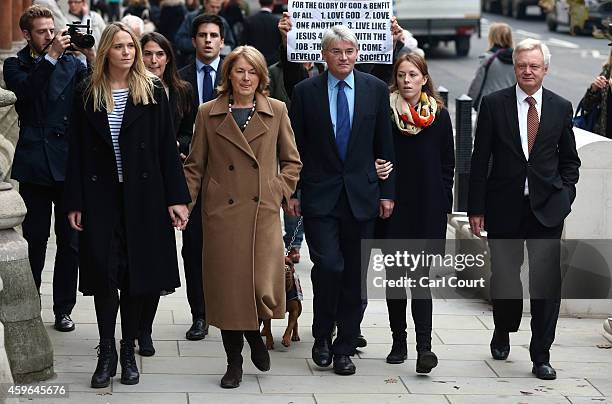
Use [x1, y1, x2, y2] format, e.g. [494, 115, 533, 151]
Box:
[183, 92, 302, 330]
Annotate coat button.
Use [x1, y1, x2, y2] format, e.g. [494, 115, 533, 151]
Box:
[253, 196, 259, 202]
[228, 199, 234, 204]
[60, 95, 65, 100]
[140, 142, 146, 149]
[141, 172, 149, 179]
[63, 116, 68, 121]
[91, 175, 97, 182]
[229, 164, 234, 171]
[56, 133, 61, 138]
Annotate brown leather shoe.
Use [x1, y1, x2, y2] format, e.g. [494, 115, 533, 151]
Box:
[288, 248, 300, 263]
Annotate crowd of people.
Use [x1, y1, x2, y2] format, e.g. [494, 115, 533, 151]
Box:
[6, 0, 605, 391]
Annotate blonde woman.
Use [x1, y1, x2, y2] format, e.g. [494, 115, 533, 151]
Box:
[64, 22, 190, 388]
[183, 46, 301, 388]
[468, 22, 515, 111]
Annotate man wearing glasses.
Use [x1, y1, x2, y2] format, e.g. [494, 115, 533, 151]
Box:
[468, 38, 580, 380]
[287, 25, 395, 376]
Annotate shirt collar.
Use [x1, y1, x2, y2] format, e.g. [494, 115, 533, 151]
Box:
[516, 84, 543, 106]
[196, 55, 220, 72]
[328, 70, 355, 91]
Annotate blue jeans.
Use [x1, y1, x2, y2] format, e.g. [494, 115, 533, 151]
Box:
[283, 212, 304, 249]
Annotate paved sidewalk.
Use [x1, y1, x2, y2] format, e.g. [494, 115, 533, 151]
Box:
[21, 228, 612, 404]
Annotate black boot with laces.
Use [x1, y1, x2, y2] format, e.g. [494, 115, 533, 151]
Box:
[119, 339, 140, 385]
[91, 338, 118, 388]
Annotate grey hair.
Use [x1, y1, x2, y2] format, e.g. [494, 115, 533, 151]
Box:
[121, 15, 145, 37]
[321, 25, 358, 51]
[513, 38, 551, 67]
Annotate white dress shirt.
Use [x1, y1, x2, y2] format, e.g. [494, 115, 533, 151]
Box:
[195, 56, 220, 104]
[515, 84, 543, 196]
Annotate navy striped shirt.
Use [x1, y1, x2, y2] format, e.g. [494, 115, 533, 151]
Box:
[108, 89, 129, 182]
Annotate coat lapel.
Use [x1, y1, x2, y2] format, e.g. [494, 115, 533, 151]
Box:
[316, 72, 342, 162]
[120, 97, 147, 132]
[85, 101, 113, 148]
[211, 95, 256, 161]
[346, 71, 365, 157]
[48, 58, 77, 101]
[530, 88, 553, 155]
[503, 88, 526, 161]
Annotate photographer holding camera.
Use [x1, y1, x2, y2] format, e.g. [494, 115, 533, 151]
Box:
[2, 5, 95, 332]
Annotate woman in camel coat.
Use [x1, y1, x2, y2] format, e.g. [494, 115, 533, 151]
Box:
[183, 46, 301, 388]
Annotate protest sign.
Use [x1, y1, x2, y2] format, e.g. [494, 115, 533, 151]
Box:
[287, 0, 393, 64]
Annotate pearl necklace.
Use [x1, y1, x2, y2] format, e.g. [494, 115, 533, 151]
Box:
[228, 95, 256, 130]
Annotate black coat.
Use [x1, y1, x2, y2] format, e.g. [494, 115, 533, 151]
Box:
[168, 84, 195, 156]
[64, 82, 191, 296]
[468, 86, 581, 235]
[3, 46, 88, 185]
[377, 108, 455, 239]
[241, 10, 281, 66]
[290, 70, 395, 221]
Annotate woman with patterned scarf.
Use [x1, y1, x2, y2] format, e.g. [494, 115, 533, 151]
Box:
[374, 53, 455, 374]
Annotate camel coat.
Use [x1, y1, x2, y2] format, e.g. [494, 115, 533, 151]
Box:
[183, 92, 302, 330]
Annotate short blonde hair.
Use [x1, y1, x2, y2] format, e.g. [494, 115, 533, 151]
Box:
[217, 46, 270, 97]
[488, 22, 513, 49]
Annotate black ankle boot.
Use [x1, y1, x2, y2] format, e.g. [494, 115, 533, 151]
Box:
[244, 330, 270, 371]
[416, 350, 438, 374]
[386, 335, 408, 364]
[91, 338, 118, 388]
[221, 330, 244, 388]
[119, 339, 140, 385]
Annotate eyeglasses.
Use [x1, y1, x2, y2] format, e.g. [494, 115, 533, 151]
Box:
[327, 48, 356, 58]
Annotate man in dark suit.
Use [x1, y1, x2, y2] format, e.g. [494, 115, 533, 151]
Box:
[241, 0, 282, 66]
[177, 13, 224, 341]
[287, 25, 395, 375]
[3, 5, 94, 332]
[468, 38, 580, 380]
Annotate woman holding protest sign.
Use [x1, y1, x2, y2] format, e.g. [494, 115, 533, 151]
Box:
[375, 53, 455, 374]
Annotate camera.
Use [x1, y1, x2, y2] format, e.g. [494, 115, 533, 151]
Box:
[63, 19, 95, 51]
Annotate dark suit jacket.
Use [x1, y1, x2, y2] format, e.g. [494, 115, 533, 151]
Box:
[3, 45, 88, 185]
[290, 70, 395, 221]
[468, 86, 581, 235]
[178, 57, 224, 121]
[242, 10, 281, 66]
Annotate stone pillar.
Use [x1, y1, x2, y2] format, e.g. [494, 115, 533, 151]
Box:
[0, 87, 17, 185]
[0, 0, 13, 50]
[0, 182, 54, 383]
[12, 0, 23, 42]
[0, 276, 19, 404]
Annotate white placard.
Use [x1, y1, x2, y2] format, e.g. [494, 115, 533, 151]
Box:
[287, 0, 393, 64]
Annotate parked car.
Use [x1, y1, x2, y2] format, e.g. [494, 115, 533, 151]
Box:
[482, 0, 544, 19]
[546, 0, 612, 35]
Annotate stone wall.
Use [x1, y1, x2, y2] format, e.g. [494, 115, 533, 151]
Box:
[0, 48, 20, 182]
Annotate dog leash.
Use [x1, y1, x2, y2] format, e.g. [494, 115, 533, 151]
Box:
[285, 216, 303, 257]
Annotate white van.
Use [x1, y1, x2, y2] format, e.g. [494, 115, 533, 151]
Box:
[394, 0, 481, 56]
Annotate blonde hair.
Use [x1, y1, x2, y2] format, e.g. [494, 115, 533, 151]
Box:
[217, 46, 270, 97]
[86, 22, 156, 112]
[488, 22, 513, 49]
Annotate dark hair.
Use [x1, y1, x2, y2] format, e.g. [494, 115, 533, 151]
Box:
[140, 32, 192, 119]
[259, 0, 274, 6]
[191, 13, 224, 39]
[390, 53, 444, 109]
[19, 5, 54, 31]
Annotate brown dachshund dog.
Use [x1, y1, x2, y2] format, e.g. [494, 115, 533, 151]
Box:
[261, 256, 302, 349]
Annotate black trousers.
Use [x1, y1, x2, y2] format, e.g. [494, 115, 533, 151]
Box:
[385, 265, 433, 352]
[181, 195, 205, 321]
[19, 182, 78, 316]
[488, 197, 563, 364]
[304, 190, 375, 356]
[94, 208, 150, 341]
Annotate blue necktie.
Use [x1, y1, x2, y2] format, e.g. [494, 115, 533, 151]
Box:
[202, 64, 214, 103]
[336, 80, 350, 161]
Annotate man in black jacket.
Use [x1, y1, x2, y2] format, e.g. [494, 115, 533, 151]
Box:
[241, 0, 282, 66]
[176, 13, 225, 341]
[287, 25, 395, 376]
[468, 38, 580, 380]
[3, 5, 94, 332]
